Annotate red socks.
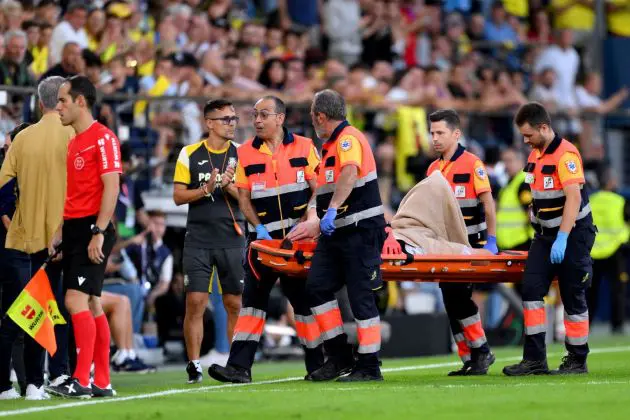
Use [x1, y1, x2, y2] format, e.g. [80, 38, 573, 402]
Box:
[71, 311, 111, 388]
[94, 314, 111, 388]
[71, 311, 95, 387]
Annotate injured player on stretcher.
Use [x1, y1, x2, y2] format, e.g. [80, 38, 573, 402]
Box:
[387, 171, 492, 257]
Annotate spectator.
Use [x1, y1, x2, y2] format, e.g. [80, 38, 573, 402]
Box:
[85, 7, 106, 52]
[39, 42, 83, 81]
[529, 67, 561, 113]
[0, 30, 33, 87]
[527, 9, 553, 45]
[101, 291, 156, 373]
[284, 56, 312, 101]
[185, 12, 211, 60]
[49, 1, 88, 65]
[258, 58, 286, 90]
[1, 0, 23, 32]
[534, 29, 580, 118]
[607, 1, 630, 37]
[484, 2, 519, 44]
[575, 72, 629, 159]
[550, 0, 594, 46]
[115, 143, 149, 239]
[34, 0, 60, 27]
[200, 48, 224, 88]
[361, 0, 395, 66]
[323, 0, 362, 66]
[165, 3, 192, 48]
[264, 25, 285, 59]
[21, 20, 38, 67]
[29, 23, 52, 79]
[277, 0, 320, 31]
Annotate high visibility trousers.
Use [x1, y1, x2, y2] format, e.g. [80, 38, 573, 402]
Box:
[228, 247, 325, 375]
[440, 282, 490, 362]
[522, 226, 596, 361]
[306, 228, 386, 372]
[588, 250, 627, 331]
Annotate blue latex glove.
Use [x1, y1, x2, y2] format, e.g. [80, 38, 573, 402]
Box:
[255, 224, 272, 240]
[550, 231, 569, 264]
[320, 208, 337, 236]
[483, 235, 498, 254]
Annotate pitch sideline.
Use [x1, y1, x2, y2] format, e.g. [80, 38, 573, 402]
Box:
[1, 345, 629, 417]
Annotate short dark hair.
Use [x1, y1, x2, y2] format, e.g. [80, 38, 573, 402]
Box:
[204, 99, 233, 116]
[514, 102, 551, 127]
[147, 209, 166, 219]
[260, 95, 286, 114]
[428, 109, 461, 131]
[21, 20, 39, 32]
[66, 75, 97, 109]
[224, 52, 239, 61]
[9, 122, 31, 141]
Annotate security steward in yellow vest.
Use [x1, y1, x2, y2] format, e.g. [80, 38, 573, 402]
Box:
[426, 109, 497, 376]
[208, 96, 324, 384]
[497, 147, 534, 251]
[587, 168, 629, 334]
[306, 90, 387, 382]
[504, 103, 596, 376]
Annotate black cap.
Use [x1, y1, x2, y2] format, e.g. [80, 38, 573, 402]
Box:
[169, 51, 199, 68]
[37, 0, 59, 7]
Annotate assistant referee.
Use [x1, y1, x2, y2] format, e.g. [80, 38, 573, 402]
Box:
[46, 76, 121, 399]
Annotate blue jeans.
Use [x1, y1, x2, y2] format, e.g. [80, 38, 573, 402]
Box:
[103, 282, 145, 334]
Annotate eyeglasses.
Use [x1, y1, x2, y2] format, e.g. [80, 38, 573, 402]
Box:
[251, 110, 282, 120]
[207, 116, 239, 125]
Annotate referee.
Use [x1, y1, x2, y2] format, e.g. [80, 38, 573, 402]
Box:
[173, 99, 245, 384]
[46, 76, 121, 399]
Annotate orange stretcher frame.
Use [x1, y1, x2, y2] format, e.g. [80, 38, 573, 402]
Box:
[251, 240, 528, 283]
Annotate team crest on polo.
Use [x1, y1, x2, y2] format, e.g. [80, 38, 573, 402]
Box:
[340, 138, 352, 151]
[475, 167, 485, 179]
[566, 160, 577, 174]
[74, 156, 85, 170]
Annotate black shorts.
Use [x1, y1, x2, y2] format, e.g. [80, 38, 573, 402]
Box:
[62, 216, 116, 297]
[183, 246, 245, 295]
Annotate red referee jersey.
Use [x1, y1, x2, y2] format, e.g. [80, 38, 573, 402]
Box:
[64, 121, 122, 220]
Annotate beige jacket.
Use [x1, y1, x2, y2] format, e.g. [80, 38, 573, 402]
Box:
[391, 171, 472, 255]
[0, 113, 75, 254]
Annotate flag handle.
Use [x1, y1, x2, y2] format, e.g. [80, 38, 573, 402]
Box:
[41, 243, 62, 270]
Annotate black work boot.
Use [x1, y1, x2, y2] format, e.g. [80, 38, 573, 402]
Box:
[448, 361, 472, 376]
[551, 354, 588, 375]
[503, 359, 550, 376]
[336, 368, 383, 382]
[466, 352, 496, 376]
[208, 364, 252, 384]
[309, 355, 354, 382]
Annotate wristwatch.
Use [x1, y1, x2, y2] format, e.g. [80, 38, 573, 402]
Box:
[91, 224, 105, 236]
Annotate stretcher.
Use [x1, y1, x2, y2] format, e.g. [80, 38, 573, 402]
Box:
[251, 240, 528, 283]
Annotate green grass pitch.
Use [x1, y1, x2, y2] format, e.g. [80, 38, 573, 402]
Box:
[2, 336, 630, 420]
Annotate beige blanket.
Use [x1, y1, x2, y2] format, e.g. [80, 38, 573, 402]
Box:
[391, 171, 472, 255]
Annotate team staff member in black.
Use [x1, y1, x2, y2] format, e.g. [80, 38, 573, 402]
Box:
[173, 99, 245, 384]
[46, 76, 121, 398]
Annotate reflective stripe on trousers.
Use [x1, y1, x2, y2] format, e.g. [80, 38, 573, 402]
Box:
[356, 316, 381, 354]
[564, 311, 589, 346]
[454, 332, 471, 362]
[232, 307, 266, 342]
[311, 300, 344, 340]
[294, 314, 324, 349]
[523, 301, 546, 335]
[459, 313, 487, 348]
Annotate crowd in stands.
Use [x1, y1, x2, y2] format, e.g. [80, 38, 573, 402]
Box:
[1, 0, 629, 364]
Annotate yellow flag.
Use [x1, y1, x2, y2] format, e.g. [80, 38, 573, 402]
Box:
[7, 269, 66, 356]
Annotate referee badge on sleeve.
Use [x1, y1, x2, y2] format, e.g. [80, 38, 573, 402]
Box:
[340, 139, 352, 151]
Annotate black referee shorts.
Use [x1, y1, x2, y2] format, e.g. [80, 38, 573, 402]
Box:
[62, 216, 115, 297]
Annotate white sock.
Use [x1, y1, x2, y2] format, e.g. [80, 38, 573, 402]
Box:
[192, 360, 201, 371]
[128, 349, 137, 360]
[114, 349, 129, 365]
